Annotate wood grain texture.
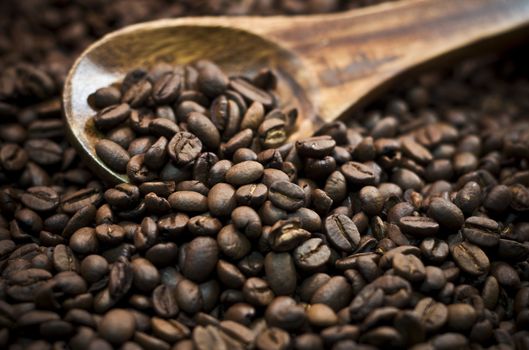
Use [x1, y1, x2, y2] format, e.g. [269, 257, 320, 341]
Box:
[63, 0, 529, 184]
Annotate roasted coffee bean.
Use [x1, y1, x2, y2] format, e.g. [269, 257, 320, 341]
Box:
[96, 139, 130, 173]
[243, 277, 274, 307]
[207, 183, 236, 217]
[359, 186, 384, 216]
[414, 297, 448, 332]
[462, 216, 500, 247]
[0, 143, 28, 171]
[187, 112, 221, 150]
[80, 255, 108, 283]
[236, 183, 268, 207]
[109, 257, 133, 299]
[143, 136, 168, 170]
[268, 180, 305, 211]
[20, 186, 59, 212]
[188, 215, 222, 236]
[392, 253, 426, 282]
[70, 227, 99, 254]
[420, 238, 449, 263]
[152, 72, 181, 104]
[225, 161, 264, 186]
[296, 136, 336, 158]
[311, 275, 353, 311]
[99, 309, 136, 344]
[427, 198, 464, 231]
[398, 216, 439, 237]
[341, 162, 376, 185]
[269, 218, 311, 251]
[231, 206, 262, 239]
[94, 104, 131, 130]
[217, 225, 251, 260]
[180, 237, 218, 282]
[324, 214, 360, 252]
[168, 131, 202, 165]
[175, 278, 203, 314]
[265, 296, 306, 330]
[451, 241, 490, 276]
[169, 191, 208, 212]
[90, 87, 121, 109]
[152, 284, 179, 318]
[294, 238, 331, 270]
[265, 252, 297, 296]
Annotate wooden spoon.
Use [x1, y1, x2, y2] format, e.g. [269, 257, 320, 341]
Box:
[63, 0, 529, 184]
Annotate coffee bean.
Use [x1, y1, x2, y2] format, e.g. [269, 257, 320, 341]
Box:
[217, 225, 251, 260]
[269, 218, 311, 251]
[231, 206, 261, 239]
[94, 104, 131, 130]
[0, 143, 28, 171]
[80, 255, 108, 283]
[296, 136, 336, 158]
[447, 303, 477, 331]
[96, 139, 130, 173]
[70, 227, 98, 254]
[61, 188, 102, 214]
[187, 112, 221, 150]
[109, 257, 133, 299]
[392, 253, 426, 282]
[265, 296, 305, 330]
[143, 136, 168, 170]
[359, 186, 384, 216]
[340, 162, 376, 185]
[168, 131, 202, 166]
[427, 198, 464, 231]
[230, 77, 274, 108]
[196, 60, 228, 97]
[243, 277, 274, 307]
[414, 297, 448, 332]
[256, 328, 290, 350]
[20, 186, 59, 212]
[175, 279, 203, 314]
[99, 309, 136, 344]
[451, 241, 490, 276]
[225, 161, 264, 186]
[462, 216, 500, 247]
[131, 257, 160, 292]
[398, 216, 439, 237]
[180, 237, 218, 282]
[151, 72, 181, 104]
[268, 180, 305, 211]
[324, 214, 360, 252]
[169, 191, 208, 212]
[265, 252, 297, 296]
[236, 183, 268, 207]
[294, 238, 331, 270]
[90, 86, 121, 109]
[152, 284, 179, 318]
[311, 276, 353, 311]
[207, 183, 236, 217]
[420, 238, 449, 263]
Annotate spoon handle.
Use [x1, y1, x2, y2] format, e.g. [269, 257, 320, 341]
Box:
[258, 0, 529, 121]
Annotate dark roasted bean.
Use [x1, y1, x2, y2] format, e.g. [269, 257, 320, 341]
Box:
[324, 214, 360, 252]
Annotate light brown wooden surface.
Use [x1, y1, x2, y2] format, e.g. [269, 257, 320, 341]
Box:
[63, 0, 529, 184]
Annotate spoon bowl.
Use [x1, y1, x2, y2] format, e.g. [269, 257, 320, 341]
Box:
[64, 23, 317, 183]
[63, 0, 529, 184]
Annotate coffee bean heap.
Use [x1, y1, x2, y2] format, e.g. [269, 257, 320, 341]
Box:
[3, 2, 529, 349]
[89, 60, 297, 183]
[2, 52, 529, 349]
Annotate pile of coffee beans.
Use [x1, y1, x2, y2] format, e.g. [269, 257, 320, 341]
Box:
[89, 60, 296, 183]
[3, 1, 529, 350]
